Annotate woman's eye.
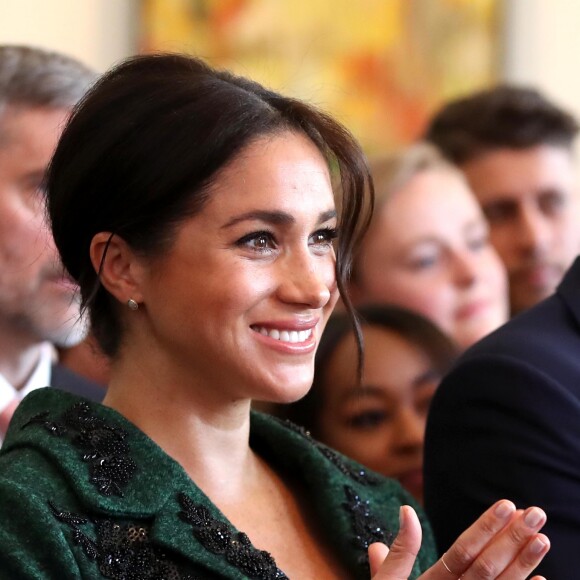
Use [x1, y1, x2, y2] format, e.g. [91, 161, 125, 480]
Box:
[467, 233, 489, 252]
[408, 254, 438, 271]
[348, 410, 389, 430]
[404, 243, 441, 271]
[309, 227, 337, 248]
[235, 231, 276, 252]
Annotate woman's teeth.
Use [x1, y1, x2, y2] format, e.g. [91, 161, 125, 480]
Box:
[254, 327, 313, 343]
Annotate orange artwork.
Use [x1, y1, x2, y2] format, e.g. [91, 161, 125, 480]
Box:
[140, 0, 500, 153]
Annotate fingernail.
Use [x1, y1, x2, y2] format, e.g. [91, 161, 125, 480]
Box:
[529, 537, 548, 554]
[399, 506, 406, 532]
[495, 500, 515, 519]
[524, 508, 544, 528]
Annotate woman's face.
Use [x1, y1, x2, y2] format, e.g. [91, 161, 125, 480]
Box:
[354, 168, 508, 349]
[316, 325, 438, 503]
[133, 131, 339, 404]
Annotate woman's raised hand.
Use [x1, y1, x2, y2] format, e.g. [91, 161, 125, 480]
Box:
[369, 500, 550, 579]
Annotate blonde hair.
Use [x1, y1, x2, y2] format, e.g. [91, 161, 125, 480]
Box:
[369, 141, 463, 211]
[351, 142, 465, 282]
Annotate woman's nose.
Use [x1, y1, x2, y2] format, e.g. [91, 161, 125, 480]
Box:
[393, 408, 424, 453]
[276, 252, 335, 309]
[452, 251, 478, 288]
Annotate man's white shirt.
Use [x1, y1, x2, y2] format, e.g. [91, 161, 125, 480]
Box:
[0, 342, 55, 444]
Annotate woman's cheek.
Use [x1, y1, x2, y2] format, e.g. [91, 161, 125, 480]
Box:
[322, 256, 339, 303]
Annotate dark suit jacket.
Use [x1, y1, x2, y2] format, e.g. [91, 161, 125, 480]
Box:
[424, 256, 580, 579]
[50, 364, 104, 402]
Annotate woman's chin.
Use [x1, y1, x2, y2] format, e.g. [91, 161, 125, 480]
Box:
[254, 380, 312, 406]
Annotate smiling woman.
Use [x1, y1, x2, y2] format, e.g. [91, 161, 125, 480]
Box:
[0, 54, 550, 579]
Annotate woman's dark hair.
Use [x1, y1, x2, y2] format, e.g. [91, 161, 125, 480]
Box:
[46, 53, 373, 358]
[280, 304, 459, 436]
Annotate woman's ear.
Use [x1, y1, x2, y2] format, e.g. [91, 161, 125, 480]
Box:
[90, 232, 145, 305]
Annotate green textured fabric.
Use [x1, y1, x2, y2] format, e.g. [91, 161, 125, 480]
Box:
[0, 388, 436, 579]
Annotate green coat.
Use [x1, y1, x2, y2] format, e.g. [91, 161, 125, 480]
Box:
[0, 388, 436, 579]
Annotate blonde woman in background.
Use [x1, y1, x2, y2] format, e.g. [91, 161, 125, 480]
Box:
[350, 143, 509, 350]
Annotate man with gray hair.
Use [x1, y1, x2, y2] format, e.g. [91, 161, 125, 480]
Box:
[0, 45, 102, 442]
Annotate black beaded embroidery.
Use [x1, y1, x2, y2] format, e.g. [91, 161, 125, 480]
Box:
[178, 493, 288, 580]
[343, 485, 394, 572]
[281, 419, 382, 485]
[49, 502, 197, 580]
[279, 419, 312, 439]
[318, 446, 382, 486]
[49, 501, 99, 560]
[24, 402, 137, 496]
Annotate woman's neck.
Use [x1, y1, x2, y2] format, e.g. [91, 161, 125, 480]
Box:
[103, 349, 348, 579]
[103, 353, 258, 504]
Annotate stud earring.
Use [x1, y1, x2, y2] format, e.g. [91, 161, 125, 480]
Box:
[127, 298, 139, 311]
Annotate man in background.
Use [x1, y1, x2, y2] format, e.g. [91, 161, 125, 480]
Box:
[425, 85, 579, 315]
[424, 84, 580, 578]
[0, 45, 102, 442]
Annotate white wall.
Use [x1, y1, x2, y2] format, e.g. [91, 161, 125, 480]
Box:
[0, 0, 138, 72]
[503, 0, 580, 123]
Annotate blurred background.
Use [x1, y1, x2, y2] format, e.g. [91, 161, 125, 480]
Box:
[1, 0, 579, 152]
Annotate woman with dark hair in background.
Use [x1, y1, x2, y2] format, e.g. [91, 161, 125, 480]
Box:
[0, 54, 549, 579]
[280, 305, 458, 504]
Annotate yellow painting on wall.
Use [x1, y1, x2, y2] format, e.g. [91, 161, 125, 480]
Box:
[140, 0, 500, 153]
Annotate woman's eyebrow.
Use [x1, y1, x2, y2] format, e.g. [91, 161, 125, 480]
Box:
[340, 384, 385, 403]
[222, 209, 337, 229]
[319, 209, 338, 223]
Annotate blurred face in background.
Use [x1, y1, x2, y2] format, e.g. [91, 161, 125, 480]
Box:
[352, 167, 509, 350]
[316, 325, 439, 503]
[460, 145, 580, 315]
[0, 106, 86, 348]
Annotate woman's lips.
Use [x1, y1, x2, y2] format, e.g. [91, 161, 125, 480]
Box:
[253, 326, 313, 343]
[251, 322, 318, 353]
[456, 299, 491, 320]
